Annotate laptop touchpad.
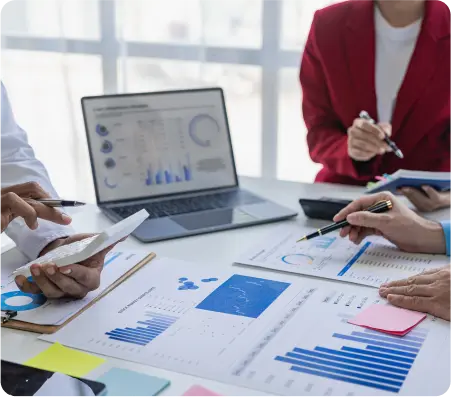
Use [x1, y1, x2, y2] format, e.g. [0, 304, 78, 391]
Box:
[172, 209, 257, 231]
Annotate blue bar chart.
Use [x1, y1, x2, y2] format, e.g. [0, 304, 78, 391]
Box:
[145, 155, 192, 186]
[310, 236, 336, 249]
[105, 312, 178, 346]
[275, 327, 427, 393]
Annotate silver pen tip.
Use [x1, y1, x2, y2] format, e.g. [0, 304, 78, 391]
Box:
[396, 150, 404, 159]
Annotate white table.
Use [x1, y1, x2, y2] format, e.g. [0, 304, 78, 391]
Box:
[1, 177, 448, 396]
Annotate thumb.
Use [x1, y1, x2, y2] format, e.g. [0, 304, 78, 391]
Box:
[378, 122, 392, 137]
[346, 211, 389, 230]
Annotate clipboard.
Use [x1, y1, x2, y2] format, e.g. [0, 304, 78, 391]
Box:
[1, 252, 156, 334]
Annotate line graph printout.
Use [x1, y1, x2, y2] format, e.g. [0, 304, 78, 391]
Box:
[41, 257, 450, 396]
[235, 225, 449, 288]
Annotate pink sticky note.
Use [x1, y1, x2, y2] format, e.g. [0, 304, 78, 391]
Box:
[183, 385, 222, 396]
[348, 304, 426, 335]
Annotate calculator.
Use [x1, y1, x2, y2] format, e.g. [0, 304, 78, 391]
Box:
[12, 209, 149, 278]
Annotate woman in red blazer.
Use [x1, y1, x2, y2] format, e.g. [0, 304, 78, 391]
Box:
[300, 0, 450, 211]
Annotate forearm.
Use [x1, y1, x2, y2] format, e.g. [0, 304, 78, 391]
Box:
[1, 83, 74, 259]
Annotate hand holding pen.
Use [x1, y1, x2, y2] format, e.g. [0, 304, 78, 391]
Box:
[297, 199, 392, 242]
[359, 111, 403, 159]
[347, 111, 403, 161]
[321, 192, 445, 254]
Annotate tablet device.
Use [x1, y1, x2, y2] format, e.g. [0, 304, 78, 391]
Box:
[1, 360, 107, 396]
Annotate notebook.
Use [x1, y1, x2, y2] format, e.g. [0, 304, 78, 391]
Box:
[366, 170, 450, 194]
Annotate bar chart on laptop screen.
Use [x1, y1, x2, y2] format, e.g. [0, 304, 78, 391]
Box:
[86, 94, 238, 201]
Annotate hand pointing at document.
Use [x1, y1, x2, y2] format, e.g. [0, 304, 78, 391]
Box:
[334, 191, 450, 321]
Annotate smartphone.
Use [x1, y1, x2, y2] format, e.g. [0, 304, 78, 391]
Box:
[299, 197, 352, 221]
[1, 360, 107, 396]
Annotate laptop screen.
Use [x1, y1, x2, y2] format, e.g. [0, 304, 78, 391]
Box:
[82, 89, 238, 204]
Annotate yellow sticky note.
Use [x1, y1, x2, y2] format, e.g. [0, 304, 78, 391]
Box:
[24, 342, 105, 377]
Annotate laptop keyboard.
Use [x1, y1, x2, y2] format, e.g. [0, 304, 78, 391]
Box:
[110, 190, 263, 219]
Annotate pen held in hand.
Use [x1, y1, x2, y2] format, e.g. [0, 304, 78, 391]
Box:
[35, 199, 86, 208]
[359, 111, 404, 159]
[297, 200, 393, 242]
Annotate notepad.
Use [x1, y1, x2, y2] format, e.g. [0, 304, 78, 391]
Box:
[348, 304, 426, 336]
[97, 368, 170, 396]
[366, 170, 450, 194]
[183, 385, 222, 396]
[24, 342, 105, 377]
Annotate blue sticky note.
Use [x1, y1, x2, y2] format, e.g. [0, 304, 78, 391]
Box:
[98, 368, 170, 396]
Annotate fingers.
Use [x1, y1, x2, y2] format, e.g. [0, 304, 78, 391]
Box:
[1, 192, 71, 231]
[1, 181, 51, 199]
[386, 294, 433, 313]
[378, 122, 392, 137]
[400, 187, 434, 211]
[379, 284, 434, 298]
[421, 185, 442, 201]
[333, 192, 394, 222]
[346, 211, 391, 230]
[349, 136, 387, 155]
[41, 264, 89, 298]
[353, 119, 385, 140]
[58, 264, 101, 291]
[27, 264, 64, 298]
[380, 273, 438, 289]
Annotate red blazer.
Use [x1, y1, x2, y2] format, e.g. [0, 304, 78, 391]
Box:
[300, 0, 450, 185]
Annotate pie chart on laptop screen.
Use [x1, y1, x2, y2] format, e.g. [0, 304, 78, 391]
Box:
[188, 114, 220, 147]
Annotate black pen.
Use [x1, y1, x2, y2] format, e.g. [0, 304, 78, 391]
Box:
[359, 111, 404, 159]
[36, 199, 86, 208]
[297, 200, 393, 242]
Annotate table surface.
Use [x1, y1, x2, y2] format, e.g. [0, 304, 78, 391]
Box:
[2, 177, 449, 396]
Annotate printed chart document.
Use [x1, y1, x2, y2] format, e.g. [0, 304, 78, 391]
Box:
[1, 248, 150, 325]
[42, 257, 450, 396]
[235, 225, 449, 288]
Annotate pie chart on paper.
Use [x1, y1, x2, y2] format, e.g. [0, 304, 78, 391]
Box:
[281, 254, 314, 266]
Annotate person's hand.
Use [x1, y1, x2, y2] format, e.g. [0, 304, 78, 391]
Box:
[14, 234, 118, 299]
[399, 186, 451, 212]
[2, 181, 51, 200]
[333, 192, 447, 254]
[347, 119, 392, 161]
[1, 192, 71, 232]
[379, 267, 450, 321]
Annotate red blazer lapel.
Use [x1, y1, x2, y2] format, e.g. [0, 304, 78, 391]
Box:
[344, 0, 378, 120]
[391, 0, 450, 135]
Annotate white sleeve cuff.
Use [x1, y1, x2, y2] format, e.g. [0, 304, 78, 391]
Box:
[4, 218, 74, 260]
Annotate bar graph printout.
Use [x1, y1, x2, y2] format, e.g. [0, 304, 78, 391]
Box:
[42, 257, 450, 396]
[235, 225, 449, 287]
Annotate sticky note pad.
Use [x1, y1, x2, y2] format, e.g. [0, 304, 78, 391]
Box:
[183, 385, 222, 396]
[97, 368, 170, 396]
[24, 342, 105, 377]
[348, 304, 426, 336]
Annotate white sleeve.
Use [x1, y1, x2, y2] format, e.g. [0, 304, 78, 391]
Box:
[1, 82, 74, 260]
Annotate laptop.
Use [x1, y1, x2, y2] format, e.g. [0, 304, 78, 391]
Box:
[81, 88, 297, 242]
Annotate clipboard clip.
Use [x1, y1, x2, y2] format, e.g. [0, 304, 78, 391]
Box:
[1, 310, 17, 324]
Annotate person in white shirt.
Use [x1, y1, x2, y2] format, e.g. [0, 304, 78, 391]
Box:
[1, 82, 118, 299]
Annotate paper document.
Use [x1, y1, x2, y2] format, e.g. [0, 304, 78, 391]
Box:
[235, 225, 449, 288]
[1, 248, 150, 325]
[41, 257, 450, 396]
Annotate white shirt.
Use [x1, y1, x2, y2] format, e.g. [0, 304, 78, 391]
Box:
[1, 82, 73, 260]
[375, 6, 422, 123]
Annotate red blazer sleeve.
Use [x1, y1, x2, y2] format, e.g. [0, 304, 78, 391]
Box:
[300, 12, 361, 179]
